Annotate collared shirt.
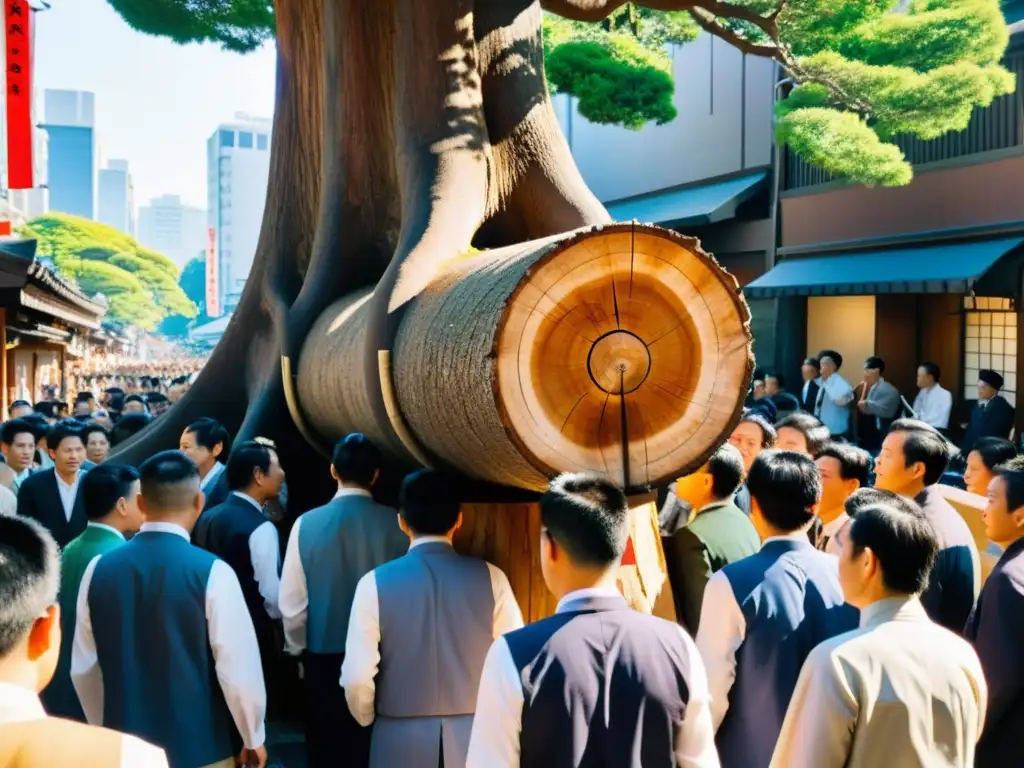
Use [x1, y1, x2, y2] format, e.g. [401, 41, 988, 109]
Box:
[696, 531, 810, 729]
[340, 538, 523, 727]
[913, 384, 953, 430]
[71, 521, 267, 750]
[55, 469, 83, 523]
[200, 461, 225, 492]
[814, 374, 855, 436]
[819, 512, 849, 556]
[231, 492, 282, 620]
[465, 587, 719, 768]
[0, 681, 169, 768]
[279, 487, 374, 654]
[86, 521, 126, 540]
[13, 467, 31, 490]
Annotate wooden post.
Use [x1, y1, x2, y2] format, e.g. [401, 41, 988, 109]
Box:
[455, 493, 674, 623]
[0, 306, 7, 418]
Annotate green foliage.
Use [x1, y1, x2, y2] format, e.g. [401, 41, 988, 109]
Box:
[20, 213, 197, 331]
[178, 256, 207, 309]
[106, 0, 274, 53]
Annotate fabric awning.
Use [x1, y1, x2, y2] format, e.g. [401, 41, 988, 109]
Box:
[605, 171, 767, 229]
[744, 236, 1024, 299]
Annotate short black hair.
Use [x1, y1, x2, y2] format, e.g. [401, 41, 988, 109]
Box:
[8, 399, 30, 411]
[184, 418, 231, 461]
[46, 422, 83, 451]
[765, 372, 785, 388]
[145, 392, 169, 404]
[705, 443, 745, 498]
[123, 394, 149, 410]
[847, 502, 938, 595]
[1, 418, 36, 445]
[819, 349, 844, 369]
[816, 442, 872, 487]
[889, 419, 951, 486]
[803, 357, 820, 371]
[971, 437, 1017, 473]
[21, 414, 51, 442]
[80, 422, 109, 444]
[104, 387, 124, 396]
[995, 454, 1024, 512]
[110, 413, 152, 445]
[844, 487, 920, 519]
[738, 411, 777, 448]
[33, 401, 58, 419]
[0, 515, 59, 658]
[332, 434, 382, 487]
[919, 361, 941, 381]
[226, 440, 274, 491]
[75, 392, 95, 403]
[399, 469, 462, 536]
[864, 356, 885, 373]
[82, 464, 140, 521]
[540, 473, 629, 568]
[139, 450, 201, 515]
[746, 450, 821, 532]
[776, 412, 831, 456]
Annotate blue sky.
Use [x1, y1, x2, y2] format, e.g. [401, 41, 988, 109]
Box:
[35, 0, 276, 209]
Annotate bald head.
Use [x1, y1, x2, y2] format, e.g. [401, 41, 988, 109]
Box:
[138, 450, 202, 523]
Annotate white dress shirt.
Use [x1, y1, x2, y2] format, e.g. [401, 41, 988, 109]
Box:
[55, 469, 83, 522]
[279, 487, 372, 655]
[340, 536, 524, 727]
[0, 484, 15, 517]
[71, 521, 267, 749]
[201, 460, 225, 492]
[819, 512, 849, 556]
[465, 587, 719, 768]
[814, 374, 855, 436]
[913, 383, 953, 430]
[0, 681, 169, 768]
[696, 532, 811, 730]
[232, 491, 282, 620]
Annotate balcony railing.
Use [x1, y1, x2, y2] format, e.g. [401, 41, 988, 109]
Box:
[783, 51, 1024, 191]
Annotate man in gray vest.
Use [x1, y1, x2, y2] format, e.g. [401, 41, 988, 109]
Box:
[466, 473, 719, 768]
[341, 469, 524, 768]
[279, 434, 408, 768]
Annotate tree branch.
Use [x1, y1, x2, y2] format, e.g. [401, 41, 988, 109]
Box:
[687, 8, 778, 58]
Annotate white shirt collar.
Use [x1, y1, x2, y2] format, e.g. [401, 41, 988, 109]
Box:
[86, 521, 125, 540]
[139, 521, 191, 540]
[200, 461, 224, 490]
[14, 468, 31, 482]
[333, 487, 372, 500]
[0, 681, 46, 724]
[408, 535, 451, 550]
[821, 511, 849, 540]
[231, 491, 264, 512]
[556, 587, 622, 614]
[54, 469, 83, 491]
[762, 531, 813, 548]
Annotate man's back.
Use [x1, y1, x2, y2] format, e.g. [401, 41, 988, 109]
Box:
[703, 538, 859, 768]
[772, 598, 985, 768]
[0, 718, 167, 768]
[503, 595, 713, 767]
[916, 486, 980, 631]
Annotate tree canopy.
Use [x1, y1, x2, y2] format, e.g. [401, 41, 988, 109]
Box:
[107, 0, 1015, 186]
[20, 213, 198, 331]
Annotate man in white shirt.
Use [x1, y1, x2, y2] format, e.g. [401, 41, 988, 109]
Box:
[912, 361, 953, 431]
[180, 417, 231, 511]
[0, 514, 167, 768]
[341, 469, 523, 768]
[814, 444, 871, 554]
[16, 422, 87, 548]
[0, 417, 37, 494]
[72, 451, 267, 768]
[813, 350, 855, 438]
[771, 501, 986, 768]
[467, 473, 718, 768]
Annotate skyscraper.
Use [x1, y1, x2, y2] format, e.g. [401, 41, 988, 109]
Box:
[137, 194, 207, 270]
[98, 159, 135, 235]
[43, 89, 98, 219]
[207, 113, 271, 313]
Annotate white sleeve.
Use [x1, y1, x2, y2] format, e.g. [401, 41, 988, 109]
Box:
[487, 563, 525, 637]
[120, 735, 171, 768]
[206, 560, 267, 749]
[249, 520, 282, 620]
[340, 571, 380, 727]
[674, 627, 721, 768]
[465, 638, 524, 768]
[825, 376, 854, 406]
[695, 570, 746, 731]
[71, 555, 104, 725]
[278, 517, 308, 655]
[937, 389, 953, 429]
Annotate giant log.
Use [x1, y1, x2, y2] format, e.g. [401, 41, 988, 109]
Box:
[297, 222, 753, 616]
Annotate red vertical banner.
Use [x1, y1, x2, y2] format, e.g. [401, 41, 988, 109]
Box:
[5, 0, 33, 189]
[206, 227, 220, 318]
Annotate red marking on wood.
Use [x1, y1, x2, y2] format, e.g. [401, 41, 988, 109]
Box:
[620, 535, 636, 566]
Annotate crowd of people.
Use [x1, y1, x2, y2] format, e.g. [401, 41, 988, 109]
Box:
[0, 354, 1022, 768]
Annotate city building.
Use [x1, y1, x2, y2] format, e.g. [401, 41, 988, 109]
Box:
[0, 81, 50, 222]
[42, 89, 99, 220]
[97, 159, 135, 235]
[137, 194, 207, 270]
[206, 113, 272, 313]
[746, 10, 1024, 437]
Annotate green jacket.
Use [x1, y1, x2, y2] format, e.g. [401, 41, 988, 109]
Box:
[42, 523, 126, 720]
[663, 499, 760, 636]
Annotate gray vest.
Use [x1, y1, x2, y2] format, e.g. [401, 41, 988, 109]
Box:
[375, 542, 495, 717]
[298, 494, 408, 654]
